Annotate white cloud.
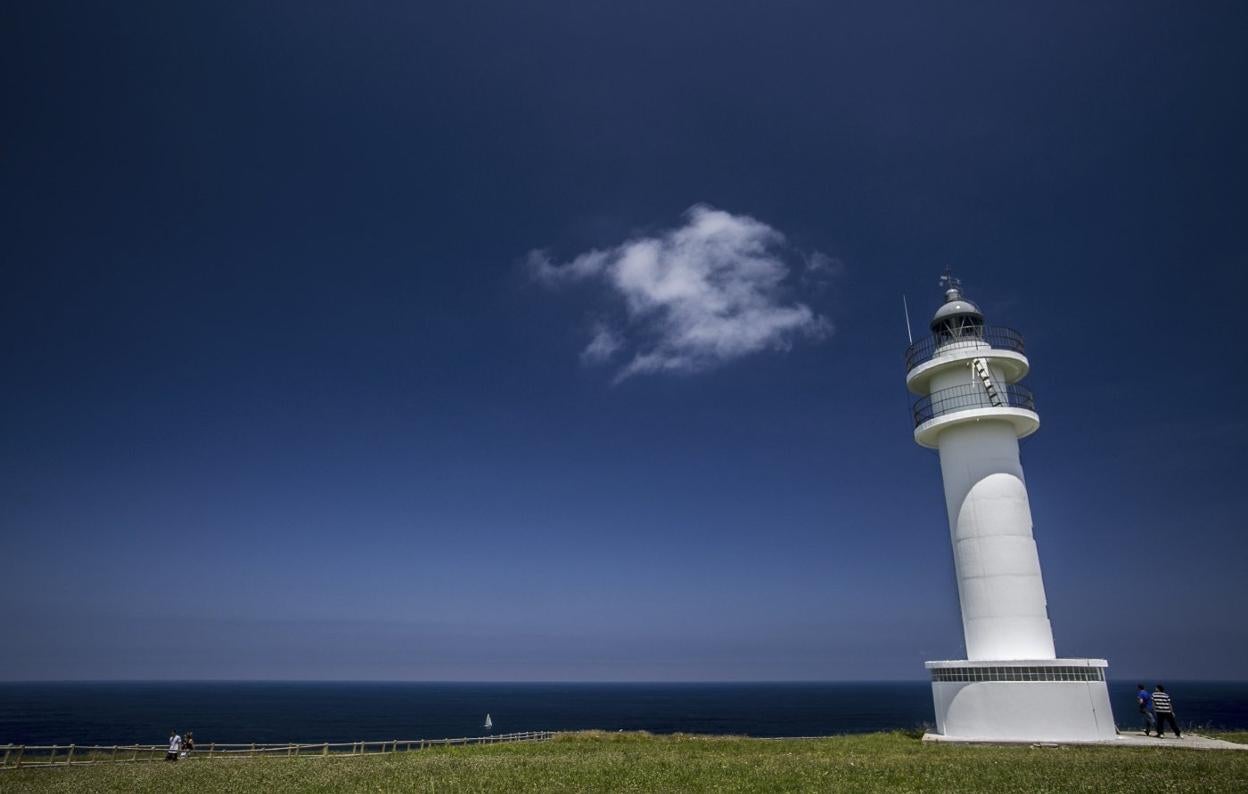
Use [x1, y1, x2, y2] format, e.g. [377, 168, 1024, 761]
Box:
[530, 204, 834, 381]
[581, 322, 622, 364]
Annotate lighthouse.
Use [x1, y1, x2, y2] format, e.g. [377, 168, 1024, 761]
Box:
[905, 272, 1116, 742]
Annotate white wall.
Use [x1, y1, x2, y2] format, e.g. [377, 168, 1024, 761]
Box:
[935, 415, 1056, 661]
[931, 680, 1117, 741]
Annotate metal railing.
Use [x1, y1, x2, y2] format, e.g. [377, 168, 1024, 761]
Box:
[0, 731, 554, 770]
[912, 383, 1036, 428]
[904, 326, 1026, 372]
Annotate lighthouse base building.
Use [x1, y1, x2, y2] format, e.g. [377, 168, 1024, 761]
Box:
[926, 659, 1115, 741]
[906, 275, 1116, 742]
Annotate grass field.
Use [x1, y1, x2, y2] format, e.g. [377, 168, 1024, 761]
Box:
[3, 731, 1246, 793]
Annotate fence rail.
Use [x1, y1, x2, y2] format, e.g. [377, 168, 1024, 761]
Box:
[904, 325, 1026, 372]
[0, 731, 554, 770]
[912, 382, 1036, 427]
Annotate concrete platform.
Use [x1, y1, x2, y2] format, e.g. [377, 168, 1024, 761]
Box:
[922, 730, 1248, 750]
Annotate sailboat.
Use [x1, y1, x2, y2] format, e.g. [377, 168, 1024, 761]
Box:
[483, 713, 493, 731]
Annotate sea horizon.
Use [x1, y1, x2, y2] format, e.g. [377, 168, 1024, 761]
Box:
[4, 680, 1246, 746]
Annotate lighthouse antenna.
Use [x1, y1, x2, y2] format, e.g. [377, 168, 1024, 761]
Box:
[902, 294, 914, 344]
[939, 266, 962, 296]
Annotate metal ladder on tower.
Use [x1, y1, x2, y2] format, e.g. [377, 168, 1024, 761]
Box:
[972, 357, 1004, 407]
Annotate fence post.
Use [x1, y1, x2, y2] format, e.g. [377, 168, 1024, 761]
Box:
[48, 745, 57, 766]
[66, 744, 76, 765]
[250, 742, 256, 757]
[131, 745, 139, 762]
[111, 745, 118, 762]
[209, 742, 216, 758]
[322, 743, 328, 756]
[15, 746, 24, 768]
[2, 744, 11, 767]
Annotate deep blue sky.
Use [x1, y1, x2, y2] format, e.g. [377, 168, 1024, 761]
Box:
[3, 2, 1245, 681]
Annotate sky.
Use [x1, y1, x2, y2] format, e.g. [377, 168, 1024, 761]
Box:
[2, 2, 1246, 681]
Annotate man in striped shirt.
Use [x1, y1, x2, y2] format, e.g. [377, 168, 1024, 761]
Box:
[1152, 684, 1181, 738]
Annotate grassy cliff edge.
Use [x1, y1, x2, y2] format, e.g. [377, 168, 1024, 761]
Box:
[4, 731, 1246, 793]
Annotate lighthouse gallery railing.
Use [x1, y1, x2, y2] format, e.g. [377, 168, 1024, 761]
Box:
[912, 383, 1036, 428]
[904, 326, 1026, 372]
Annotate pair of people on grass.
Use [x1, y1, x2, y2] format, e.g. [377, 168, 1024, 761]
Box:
[165, 730, 195, 761]
[1137, 684, 1180, 738]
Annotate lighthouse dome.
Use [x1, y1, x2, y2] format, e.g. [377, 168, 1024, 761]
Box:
[930, 287, 984, 331]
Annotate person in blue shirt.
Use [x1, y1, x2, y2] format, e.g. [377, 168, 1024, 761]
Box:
[1136, 684, 1156, 737]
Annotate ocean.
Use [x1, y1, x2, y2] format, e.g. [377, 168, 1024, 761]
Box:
[1, 681, 1245, 746]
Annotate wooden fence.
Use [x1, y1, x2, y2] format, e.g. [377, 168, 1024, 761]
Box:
[0, 731, 554, 769]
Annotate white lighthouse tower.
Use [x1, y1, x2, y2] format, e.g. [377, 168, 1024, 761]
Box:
[905, 272, 1116, 742]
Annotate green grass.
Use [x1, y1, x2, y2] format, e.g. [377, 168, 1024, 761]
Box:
[4, 731, 1247, 793]
[1212, 732, 1248, 745]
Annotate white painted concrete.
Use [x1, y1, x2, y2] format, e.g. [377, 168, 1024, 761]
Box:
[906, 346, 1030, 394]
[936, 420, 1055, 661]
[914, 406, 1039, 449]
[929, 678, 1115, 742]
[925, 659, 1114, 741]
[931, 680, 1116, 741]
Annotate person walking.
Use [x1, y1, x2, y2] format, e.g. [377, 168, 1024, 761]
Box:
[181, 732, 195, 759]
[1152, 684, 1181, 738]
[166, 730, 182, 761]
[1136, 684, 1156, 736]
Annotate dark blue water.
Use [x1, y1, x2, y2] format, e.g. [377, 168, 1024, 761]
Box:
[1, 681, 1245, 745]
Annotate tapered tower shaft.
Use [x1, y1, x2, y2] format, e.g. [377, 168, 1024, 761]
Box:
[937, 419, 1053, 659]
